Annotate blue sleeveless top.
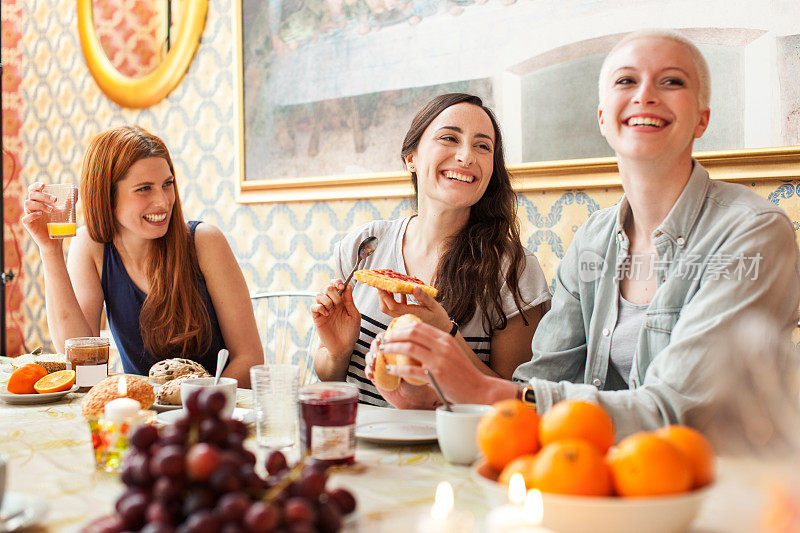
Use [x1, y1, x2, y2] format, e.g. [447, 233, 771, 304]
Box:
[101, 221, 226, 376]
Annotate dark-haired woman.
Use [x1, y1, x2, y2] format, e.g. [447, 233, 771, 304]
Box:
[22, 125, 262, 387]
[312, 93, 551, 407]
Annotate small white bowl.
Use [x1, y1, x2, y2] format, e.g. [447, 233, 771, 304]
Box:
[472, 460, 712, 533]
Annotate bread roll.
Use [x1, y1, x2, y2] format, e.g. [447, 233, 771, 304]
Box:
[155, 372, 208, 405]
[373, 314, 426, 390]
[81, 374, 155, 417]
[148, 358, 210, 384]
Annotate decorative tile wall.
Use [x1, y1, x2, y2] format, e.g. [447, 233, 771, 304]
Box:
[7, 0, 800, 354]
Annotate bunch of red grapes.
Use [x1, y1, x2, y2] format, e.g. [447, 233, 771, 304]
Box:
[83, 389, 356, 533]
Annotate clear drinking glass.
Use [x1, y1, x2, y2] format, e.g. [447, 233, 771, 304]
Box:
[43, 183, 77, 239]
[250, 364, 299, 449]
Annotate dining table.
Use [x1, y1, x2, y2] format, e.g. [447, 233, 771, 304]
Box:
[0, 361, 795, 532]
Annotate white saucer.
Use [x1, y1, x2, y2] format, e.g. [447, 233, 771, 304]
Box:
[156, 407, 254, 425]
[355, 405, 437, 444]
[0, 493, 48, 533]
[149, 402, 182, 413]
[0, 384, 79, 405]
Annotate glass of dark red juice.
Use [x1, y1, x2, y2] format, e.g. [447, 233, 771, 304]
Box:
[298, 382, 359, 466]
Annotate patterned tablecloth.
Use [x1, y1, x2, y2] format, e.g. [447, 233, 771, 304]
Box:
[0, 362, 793, 532]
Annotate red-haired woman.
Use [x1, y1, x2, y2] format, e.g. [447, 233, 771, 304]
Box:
[22, 125, 262, 386]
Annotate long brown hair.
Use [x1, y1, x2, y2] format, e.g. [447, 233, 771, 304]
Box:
[401, 93, 529, 332]
[80, 125, 211, 357]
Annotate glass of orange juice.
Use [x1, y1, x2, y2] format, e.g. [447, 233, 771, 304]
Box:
[43, 183, 77, 239]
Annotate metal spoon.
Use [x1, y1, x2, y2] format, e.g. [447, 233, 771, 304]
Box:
[214, 349, 229, 386]
[426, 370, 453, 411]
[339, 236, 378, 294]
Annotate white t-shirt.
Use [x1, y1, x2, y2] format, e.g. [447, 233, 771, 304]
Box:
[333, 216, 552, 406]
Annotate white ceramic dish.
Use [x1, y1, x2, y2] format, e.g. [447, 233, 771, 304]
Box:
[156, 407, 254, 425]
[355, 405, 437, 444]
[0, 384, 79, 405]
[471, 460, 712, 533]
[149, 402, 182, 413]
[0, 492, 48, 533]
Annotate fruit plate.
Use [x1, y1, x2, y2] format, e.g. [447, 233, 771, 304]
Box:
[0, 384, 79, 405]
[471, 460, 712, 533]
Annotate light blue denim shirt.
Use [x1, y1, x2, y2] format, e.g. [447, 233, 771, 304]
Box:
[514, 161, 800, 438]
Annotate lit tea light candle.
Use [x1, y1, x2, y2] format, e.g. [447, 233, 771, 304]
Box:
[485, 475, 553, 533]
[103, 376, 141, 423]
[417, 481, 476, 533]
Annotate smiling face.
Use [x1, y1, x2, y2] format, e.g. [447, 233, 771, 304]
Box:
[405, 102, 495, 211]
[113, 157, 175, 241]
[598, 36, 710, 163]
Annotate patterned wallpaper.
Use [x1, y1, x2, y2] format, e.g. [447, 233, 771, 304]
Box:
[5, 0, 800, 355]
[93, 0, 162, 78]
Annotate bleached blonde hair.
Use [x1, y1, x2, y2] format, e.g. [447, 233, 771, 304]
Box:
[598, 29, 711, 110]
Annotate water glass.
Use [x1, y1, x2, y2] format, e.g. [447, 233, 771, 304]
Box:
[251, 364, 299, 449]
[43, 183, 77, 239]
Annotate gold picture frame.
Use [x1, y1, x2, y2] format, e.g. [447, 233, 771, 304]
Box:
[234, 0, 800, 204]
[77, 0, 208, 109]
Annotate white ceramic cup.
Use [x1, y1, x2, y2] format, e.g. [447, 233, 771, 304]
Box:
[181, 377, 238, 418]
[435, 404, 492, 465]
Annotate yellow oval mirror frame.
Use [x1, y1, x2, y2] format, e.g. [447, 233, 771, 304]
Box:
[77, 0, 208, 109]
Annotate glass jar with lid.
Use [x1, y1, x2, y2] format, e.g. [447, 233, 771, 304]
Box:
[65, 337, 110, 391]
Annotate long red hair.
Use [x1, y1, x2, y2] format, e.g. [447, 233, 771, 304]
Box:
[80, 125, 211, 357]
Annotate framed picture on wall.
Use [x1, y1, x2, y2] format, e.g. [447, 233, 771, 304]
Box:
[235, 0, 800, 202]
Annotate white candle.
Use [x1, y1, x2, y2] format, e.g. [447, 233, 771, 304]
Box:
[485, 475, 553, 533]
[103, 377, 141, 423]
[416, 482, 476, 533]
[104, 397, 141, 423]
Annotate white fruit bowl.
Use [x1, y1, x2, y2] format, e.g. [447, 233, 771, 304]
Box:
[472, 460, 712, 533]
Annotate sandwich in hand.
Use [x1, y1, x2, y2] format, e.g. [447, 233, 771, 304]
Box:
[373, 313, 427, 391]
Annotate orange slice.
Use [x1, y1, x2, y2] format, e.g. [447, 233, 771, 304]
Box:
[34, 370, 76, 394]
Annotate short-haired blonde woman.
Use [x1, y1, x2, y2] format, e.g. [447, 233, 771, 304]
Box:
[375, 31, 800, 438]
[23, 125, 261, 386]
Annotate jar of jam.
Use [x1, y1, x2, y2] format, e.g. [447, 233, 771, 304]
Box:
[65, 337, 110, 392]
[298, 382, 358, 466]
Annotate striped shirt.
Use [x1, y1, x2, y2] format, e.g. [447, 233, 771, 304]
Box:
[334, 217, 551, 407]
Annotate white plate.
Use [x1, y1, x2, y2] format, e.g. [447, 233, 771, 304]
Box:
[0, 493, 48, 533]
[355, 405, 437, 444]
[149, 402, 182, 412]
[0, 384, 79, 405]
[156, 407, 254, 425]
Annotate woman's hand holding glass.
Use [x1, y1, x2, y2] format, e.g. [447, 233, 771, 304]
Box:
[311, 279, 361, 360]
[377, 286, 452, 333]
[22, 182, 60, 251]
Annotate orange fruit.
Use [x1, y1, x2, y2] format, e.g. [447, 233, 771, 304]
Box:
[529, 439, 612, 496]
[477, 399, 540, 470]
[607, 432, 693, 497]
[539, 399, 615, 453]
[498, 454, 538, 488]
[656, 425, 716, 488]
[7, 363, 48, 394]
[33, 370, 76, 394]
